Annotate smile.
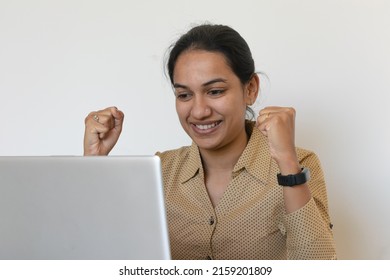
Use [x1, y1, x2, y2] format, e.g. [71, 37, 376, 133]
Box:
[192, 121, 222, 131]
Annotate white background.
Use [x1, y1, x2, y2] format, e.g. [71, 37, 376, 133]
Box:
[1, 0, 389, 259]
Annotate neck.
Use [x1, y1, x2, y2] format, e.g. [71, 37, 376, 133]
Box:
[199, 127, 249, 174]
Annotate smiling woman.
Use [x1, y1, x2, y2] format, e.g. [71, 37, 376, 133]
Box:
[173, 50, 254, 158]
[83, 23, 337, 260]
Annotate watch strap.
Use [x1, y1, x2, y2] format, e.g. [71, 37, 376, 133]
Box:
[277, 167, 310, 187]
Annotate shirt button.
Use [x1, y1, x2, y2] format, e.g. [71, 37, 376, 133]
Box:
[209, 216, 214, 225]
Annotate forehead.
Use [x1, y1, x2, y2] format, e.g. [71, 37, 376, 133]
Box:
[173, 50, 235, 84]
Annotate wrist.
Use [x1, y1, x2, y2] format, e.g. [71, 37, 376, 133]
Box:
[274, 154, 300, 175]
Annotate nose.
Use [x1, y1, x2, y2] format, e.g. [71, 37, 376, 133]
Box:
[191, 95, 211, 119]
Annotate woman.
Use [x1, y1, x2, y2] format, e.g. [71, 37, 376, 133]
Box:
[84, 24, 336, 259]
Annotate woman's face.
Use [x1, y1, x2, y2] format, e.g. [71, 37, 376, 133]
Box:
[173, 49, 258, 153]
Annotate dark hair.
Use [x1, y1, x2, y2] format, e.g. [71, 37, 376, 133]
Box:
[166, 23, 257, 119]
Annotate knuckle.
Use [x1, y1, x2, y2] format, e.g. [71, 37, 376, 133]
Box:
[84, 116, 92, 125]
[85, 111, 96, 124]
[287, 107, 296, 115]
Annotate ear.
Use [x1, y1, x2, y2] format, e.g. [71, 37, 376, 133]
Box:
[244, 74, 260, 105]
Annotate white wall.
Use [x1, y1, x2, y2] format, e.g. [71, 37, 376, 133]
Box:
[1, 0, 389, 259]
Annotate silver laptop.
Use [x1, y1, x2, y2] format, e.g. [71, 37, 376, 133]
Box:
[0, 156, 171, 260]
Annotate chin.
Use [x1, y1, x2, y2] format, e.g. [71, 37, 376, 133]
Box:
[192, 138, 223, 151]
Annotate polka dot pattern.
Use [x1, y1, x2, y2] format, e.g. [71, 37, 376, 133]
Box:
[157, 122, 337, 259]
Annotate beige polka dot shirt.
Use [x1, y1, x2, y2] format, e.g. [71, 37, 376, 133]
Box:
[157, 122, 336, 260]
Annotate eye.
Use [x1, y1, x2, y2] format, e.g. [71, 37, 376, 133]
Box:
[208, 89, 225, 96]
[175, 92, 192, 101]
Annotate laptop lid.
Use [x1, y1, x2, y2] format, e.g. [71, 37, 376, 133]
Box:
[0, 156, 171, 260]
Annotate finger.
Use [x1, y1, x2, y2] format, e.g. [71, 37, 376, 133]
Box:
[109, 106, 123, 119]
[259, 112, 272, 120]
[86, 109, 116, 130]
[84, 111, 112, 133]
[257, 107, 274, 121]
[256, 106, 295, 125]
[94, 114, 115, 129]
[109, 107, 125, 129]
[256, 107, 273, 124]
[97, 107, 124, 129]
[256, 115, 271, 137]
[88, 121, 112, 137]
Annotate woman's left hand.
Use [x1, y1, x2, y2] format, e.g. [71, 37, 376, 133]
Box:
[256, 106, 300, 174]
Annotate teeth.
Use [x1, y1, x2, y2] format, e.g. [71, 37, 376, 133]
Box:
[196, 122, 219, 130]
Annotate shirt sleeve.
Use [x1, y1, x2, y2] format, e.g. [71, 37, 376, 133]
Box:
[281, 198, 336, 259]
[280, 150, 337, 259]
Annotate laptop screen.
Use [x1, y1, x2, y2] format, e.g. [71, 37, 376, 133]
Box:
[0, 156, 171, 260]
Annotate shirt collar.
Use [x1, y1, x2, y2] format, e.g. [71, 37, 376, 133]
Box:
[233, 122, 272, 184]
[179, 141, 202, 184]
[178, 121, 272, 185]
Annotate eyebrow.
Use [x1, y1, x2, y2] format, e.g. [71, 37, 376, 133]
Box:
[173, 78, 227, 89]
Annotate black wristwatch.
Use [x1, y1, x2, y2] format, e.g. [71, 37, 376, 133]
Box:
[277, 167, 310, 187]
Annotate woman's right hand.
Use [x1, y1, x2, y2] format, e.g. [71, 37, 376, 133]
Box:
[83, 106, 124, 156]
